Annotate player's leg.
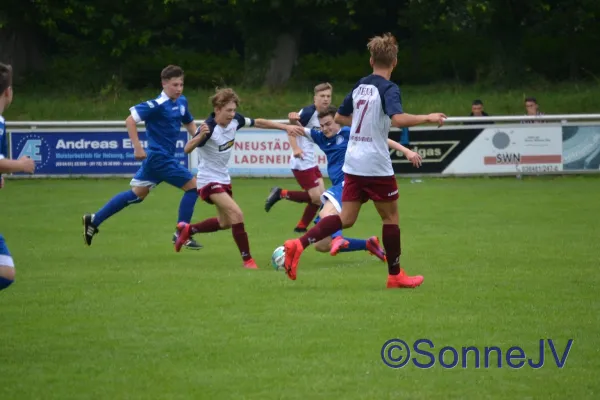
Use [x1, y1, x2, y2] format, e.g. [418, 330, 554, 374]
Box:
[0, 234, 15, 291]
[211, 191, 257, 269]
[294, 171, 325, 232]
[174, 182, 227, 252]
[157, 158, 202, 250]
[313, 200, 337, 253]
[282, 174, 364, 280]
[370, 178, 423, 289]
[82, 160, 152, 246]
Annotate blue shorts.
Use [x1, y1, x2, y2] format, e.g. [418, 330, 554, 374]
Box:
[0, 234, 14, 267]
[130, 151, 193, 189]
[314, 183, 343, 225]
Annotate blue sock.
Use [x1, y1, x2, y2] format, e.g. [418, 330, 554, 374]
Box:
[339, 237, 368, 252]
[93, 190, 142, 227]
[178, 189, 198, 224]
[0, 276, 14, 290]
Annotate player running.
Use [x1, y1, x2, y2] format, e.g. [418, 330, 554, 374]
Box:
[174, 88, 305, 269]
[289, 105, 423, 260]
[0, 63, 36, 291]
[282, 33, 446, 288]
[264, 83, 333, 233]
[82, 65, 202, 250]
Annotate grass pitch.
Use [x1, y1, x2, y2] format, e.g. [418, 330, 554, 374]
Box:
[1, 176, 599, 399]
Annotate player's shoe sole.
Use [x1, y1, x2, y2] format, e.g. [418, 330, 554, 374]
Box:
[283, 239, 303, 280]
[386, 269, 424, 289]
[265, 187, 282, 212]
[82, 213, 99, 246]
[330, 236, 349, 256]
[366, 236, 387, 262]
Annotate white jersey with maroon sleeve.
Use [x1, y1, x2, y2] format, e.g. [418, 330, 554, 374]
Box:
[195, 113, 254, 188]
[337, 74, 403, 177]
[289, 104, 318, 171]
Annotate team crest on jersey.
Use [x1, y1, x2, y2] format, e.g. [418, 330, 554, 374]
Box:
[180, 105, 185, 116]
[218, 139, 235, 152]
[336, 135, 345, 145]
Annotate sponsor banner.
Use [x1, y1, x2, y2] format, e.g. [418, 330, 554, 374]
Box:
[562, 125, 600, 171]
[9, 130, 189, 176]
[388, 127, 483, 174]
[190, 130, 328, 177]
[443, 126, 563, 174]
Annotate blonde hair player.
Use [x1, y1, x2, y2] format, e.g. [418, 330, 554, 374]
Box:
[174, 88, 305, 269]
[282, 33, 447, 289]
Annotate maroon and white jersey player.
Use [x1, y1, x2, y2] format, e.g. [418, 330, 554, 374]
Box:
[194, 112, 254, 191]
[338, 75, 404, 177]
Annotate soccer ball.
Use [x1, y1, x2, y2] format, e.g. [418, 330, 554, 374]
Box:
[271, 246, 286, 271]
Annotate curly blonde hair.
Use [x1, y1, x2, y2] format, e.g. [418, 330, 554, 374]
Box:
[367, 33, 398, 68]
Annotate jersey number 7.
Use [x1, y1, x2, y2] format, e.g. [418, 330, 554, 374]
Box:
[355, 99, 369, 134]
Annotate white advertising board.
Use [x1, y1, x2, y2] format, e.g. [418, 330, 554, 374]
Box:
[443, 126, 564, 175]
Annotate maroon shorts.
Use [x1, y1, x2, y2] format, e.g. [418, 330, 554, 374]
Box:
[292, 166, 323, 190]
[342, 173, 399, 203]
[198, 182, 233, 204]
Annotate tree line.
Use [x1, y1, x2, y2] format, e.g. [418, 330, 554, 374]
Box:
[0, 0, 598, 91]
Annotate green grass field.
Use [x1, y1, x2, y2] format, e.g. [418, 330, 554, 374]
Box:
[1, 176, 599, 399]
[5, 82, 600, 121]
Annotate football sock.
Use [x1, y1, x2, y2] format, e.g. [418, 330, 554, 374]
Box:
[178, 189, 198, 224]
[93, 190, 142, 227]
[339, 238, 368, 252]
[382, 224, 401, 275]
[297, 203, 320, 229]
[281, 190, 311, 203]
[299, 215, 343, 248]
[190, 217, 221, 234]
[232, 223, 252, 261]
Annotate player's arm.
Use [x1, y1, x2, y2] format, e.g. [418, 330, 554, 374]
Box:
[185, 123, 212, 154]
[125, 115, 146, 160]
[334, 91, 354, 127]
[391, 113, 446, 128]
[0, 157, 35, 174]
[181, 101, 197, 138]
[383, 85, 446, 128]
[387, 139, 422, 168]
[127, 99, 160, 160]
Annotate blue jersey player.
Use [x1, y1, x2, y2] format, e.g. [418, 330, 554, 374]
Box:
[83, 65, 202, 249]
[0, 63, 36, 291]
[285, 105, 423, 260]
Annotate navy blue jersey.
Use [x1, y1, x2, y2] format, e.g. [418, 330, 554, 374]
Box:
[129, 92, 194, 156]
[308, 126, 350, 186]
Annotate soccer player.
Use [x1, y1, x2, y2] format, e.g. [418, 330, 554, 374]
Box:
[174, 88, 305, 268]
[292, 105, 423, 260]
[82, 65, 202, 250]
[282, 33, 447, 289]
[0, 63, 36, 291]
[264, 83, 333, 233]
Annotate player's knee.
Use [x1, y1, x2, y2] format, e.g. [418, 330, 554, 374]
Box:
[217, 217, 231, 229]
[131, 187, 149, 200]
[0, 267, 15, 281]
[227, 209, 244, 225]
[341, 215, 356, 229]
